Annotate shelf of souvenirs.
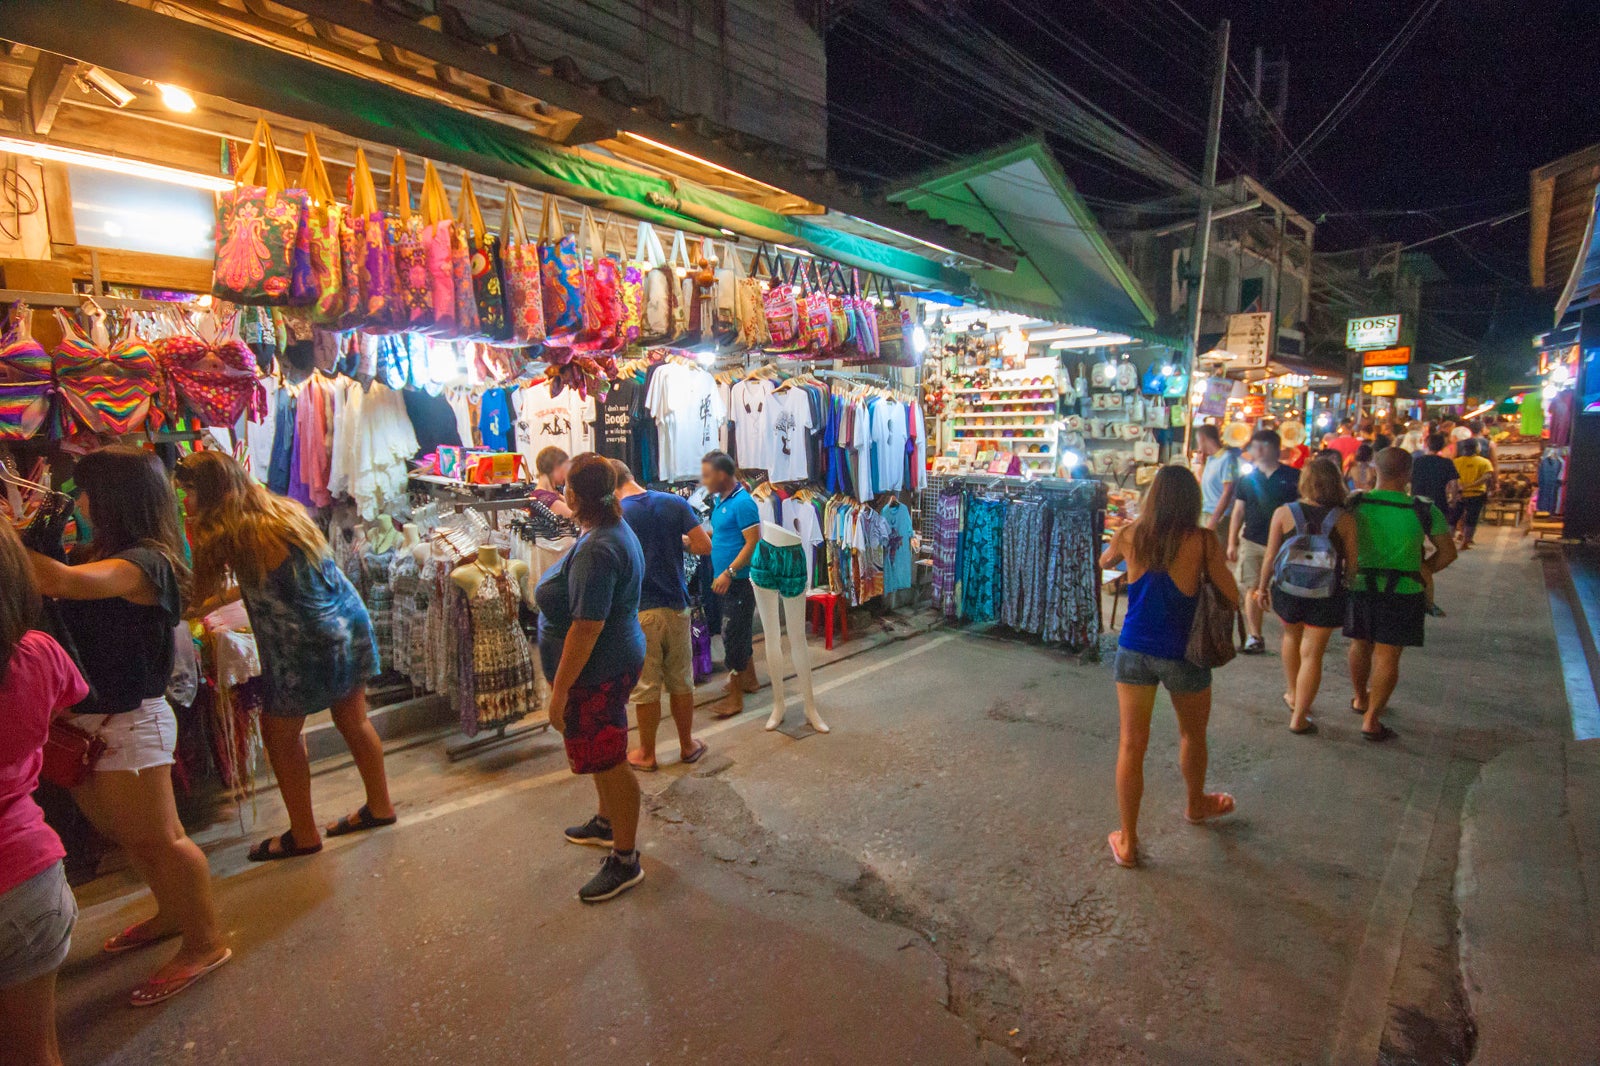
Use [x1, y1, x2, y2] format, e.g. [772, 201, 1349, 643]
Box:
[946, 401, 1058, 413]
[955, 443, 1055, 455]
[951, 387, 1059, 400]
[945, 421, 1059, 431]
[950, 431, 1055, 442]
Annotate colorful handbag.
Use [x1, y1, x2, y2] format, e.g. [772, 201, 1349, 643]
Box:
[387, 154, 434, 333]
[459, 174, 510, 342]
[575, 207, 622, 351]
[212, 118, 308, 306]
[500, 185, 545, 347]
[538, 195, 585, 342]
[801, 262, 832, 353]
[344, 149, 402, 331]
[417, 161, 459, 338]
[761, 251, 802, 349]
[612, 218, 645, 344]
[736, 245, 772, 348]
[634, 222, 673, 344]
[448, 177, 482, 340]
[297, 132, 347, 326]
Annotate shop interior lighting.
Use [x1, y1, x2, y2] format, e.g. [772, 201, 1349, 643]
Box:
[0, 136, 233, 192]
[619, 132, 791, 196]
[1027, 326, 1098, 343]
[1048, 333, 1132, 349]
[910, 324, 929, 355]
[155, 83, 197, 113]
[999, 327, 1029, 359]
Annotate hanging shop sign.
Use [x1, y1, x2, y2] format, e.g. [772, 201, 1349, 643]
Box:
[1237, 394, 1267, 419]
[1220, 311, 1272, 368]
[1347, 315, 1402, 350]
[1428, 369, 1466, 405]
[1198, 376, 1234, 417]
[1363, 380, 1398, 397]
[1363, 364, 1410, 382]
[1362, 345, 1411, 368]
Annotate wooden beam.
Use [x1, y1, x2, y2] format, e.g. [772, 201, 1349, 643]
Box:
[25, 51, 74, 136]
[53, 245, 212, 293]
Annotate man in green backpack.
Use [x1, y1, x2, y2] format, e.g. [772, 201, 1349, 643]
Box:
[1343, 448, 1458, 741]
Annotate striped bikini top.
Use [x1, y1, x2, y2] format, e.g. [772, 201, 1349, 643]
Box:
[52, 310, 164, 437]
[0, 307, 54, 441]
[0, 306, 52, 384]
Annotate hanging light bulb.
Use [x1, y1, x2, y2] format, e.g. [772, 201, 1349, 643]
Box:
[156, 83, 197, 113]
[1000, 327, 1028, 359]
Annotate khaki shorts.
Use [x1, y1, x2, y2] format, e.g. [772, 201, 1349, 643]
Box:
[1234, 538, 1268, 592]
[631, 607, 694, 705]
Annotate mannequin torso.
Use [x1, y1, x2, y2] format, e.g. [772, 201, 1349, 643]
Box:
[760, 521, 801, 547]
[451, 545, 529, 597]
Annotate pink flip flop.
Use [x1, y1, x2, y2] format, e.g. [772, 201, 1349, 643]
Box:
[1108, 830, 1138, 868]
[129, 948, 233, 1008]
[103, 923, 177, 955]
[1184, 792, 1236, 825]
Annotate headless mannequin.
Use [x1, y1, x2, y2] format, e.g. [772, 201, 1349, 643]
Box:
[451, 544, 528, 598]
[408, 524, 431, 566]
[367, 515, 402, 554]
[401, 523, 421, 550]
[753, 522, 828, 734]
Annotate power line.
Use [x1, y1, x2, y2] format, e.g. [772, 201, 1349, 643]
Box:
[1398, 207, 1529, 251]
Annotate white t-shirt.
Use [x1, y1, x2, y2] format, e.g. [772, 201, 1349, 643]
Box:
[730, 378, 776, 473]
[515, 382, 595, 474]
[767, 387, 814, 483]
[646, 364, 726, 481]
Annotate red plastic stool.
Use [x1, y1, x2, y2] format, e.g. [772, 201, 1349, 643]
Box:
[806, 591, 848, 650]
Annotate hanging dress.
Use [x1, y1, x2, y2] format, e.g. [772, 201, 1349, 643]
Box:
[456, 565, 537, 736]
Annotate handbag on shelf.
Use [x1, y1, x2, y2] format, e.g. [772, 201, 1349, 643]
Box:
[1133, 430, 1161, 464]
[538, 195, 584, 343]
[297, 132, 347, 325]
[1185, 539, 1238, 669]
[212, 118, 309, 306]
[387, 154, 434, 333]
[459, 174, 510, 342]
[419, 161, 459, 337]
[500, 185, 545, 347]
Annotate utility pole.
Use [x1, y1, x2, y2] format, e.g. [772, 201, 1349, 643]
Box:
[1180, 18, 1230, 460]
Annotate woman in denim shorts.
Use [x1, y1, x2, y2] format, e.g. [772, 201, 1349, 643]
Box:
[1100, 465, 1241, 868]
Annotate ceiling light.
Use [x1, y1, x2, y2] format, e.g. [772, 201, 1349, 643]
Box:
[155, 83, 196, 113]
[619, 131, 789, 195]
[0, 135, 233, 192]
[76, 66, 134, 108]
[1028, 326, 1097, 343]
[1049, 333, 1132, 349]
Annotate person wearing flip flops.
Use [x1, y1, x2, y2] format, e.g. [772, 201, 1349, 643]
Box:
[177, 452, 397, 863]
[612, 460, 711, 773]
[27, 448, 231, 1007]
[1343, 448, 1457, 743]
[537, 455, 650, 902]
[1101, 466, 1241, 869]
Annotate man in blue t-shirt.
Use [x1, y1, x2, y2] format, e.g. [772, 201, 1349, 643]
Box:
[613, 460, 712, 770]
[702, 450, 761, 712]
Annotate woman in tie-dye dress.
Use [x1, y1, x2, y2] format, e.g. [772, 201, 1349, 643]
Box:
[177, 451, 396, 862]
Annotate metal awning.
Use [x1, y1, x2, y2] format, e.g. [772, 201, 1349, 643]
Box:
[887, 140, 1164, 340]
[1555, 184, 1600, 322]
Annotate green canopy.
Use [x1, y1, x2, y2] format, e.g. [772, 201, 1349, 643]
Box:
[888, 140, 1171, 342]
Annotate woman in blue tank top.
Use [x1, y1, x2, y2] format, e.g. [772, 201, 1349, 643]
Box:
[1100, 464, 1240, 868]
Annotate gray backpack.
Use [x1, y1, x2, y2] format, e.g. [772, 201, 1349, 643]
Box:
[1271, 503, 1341, 599]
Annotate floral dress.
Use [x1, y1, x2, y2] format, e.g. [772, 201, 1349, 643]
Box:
[240, 544, 380, 718]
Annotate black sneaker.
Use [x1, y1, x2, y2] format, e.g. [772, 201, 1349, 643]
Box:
[564, 815, 613, 848]
[1241, 637, 1266, 655]
[1426, 603, 1447, 618]
[578, 854, 644, 903]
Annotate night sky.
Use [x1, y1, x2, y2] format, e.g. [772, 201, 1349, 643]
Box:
[828, 0, 1600, 382]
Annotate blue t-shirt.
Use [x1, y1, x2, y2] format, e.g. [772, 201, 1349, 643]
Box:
[534, 522, 646, 687]
[1200, 447, 1240, 517]
[620, 490, 701, 611]
[709, 485, 759, 579]
[882, 502, 914, 594]
[477, 387, 514, 451]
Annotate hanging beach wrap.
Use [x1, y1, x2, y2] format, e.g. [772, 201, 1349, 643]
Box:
[212, 118, 308, 306]
[52, 309, 162, 437]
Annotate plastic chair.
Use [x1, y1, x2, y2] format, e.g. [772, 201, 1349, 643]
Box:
[806, 590, 848, 650]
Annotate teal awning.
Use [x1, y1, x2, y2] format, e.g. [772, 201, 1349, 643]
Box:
[888, 140, 1167, 340]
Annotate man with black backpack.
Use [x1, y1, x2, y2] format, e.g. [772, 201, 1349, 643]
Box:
[1344, 448, 1458, 742]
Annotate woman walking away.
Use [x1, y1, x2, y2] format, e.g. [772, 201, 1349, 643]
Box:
[27, 446, 229, 1007]
[177, 451, 395, 862]
[538, 454, 649, 902]
[1100, 465, 1240, 869]
[1251, 458, 1358, 735]
[1346, 443, 1377, 491]
[1, 522, 87, 1061]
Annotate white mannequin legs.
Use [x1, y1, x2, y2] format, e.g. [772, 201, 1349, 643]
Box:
[752, 585, 828, 734]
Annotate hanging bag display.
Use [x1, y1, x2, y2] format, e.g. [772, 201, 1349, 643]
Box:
[611, 218, 644, 344]
[418, 162, 459, 338]
[538, 195, 585, 342]
[296, 132, 347, 325]
[761, 249, 801, 349]
[500, 185, 545, 346]
[459, 174, 510, 342]
[212, 118, 309, 306]
[634, 222, 673, 344]
[667, 230, 696, 343]
[344, 148, 401, 331]
[737, 244, 772, 348]
[875, 276, 920, 368]
[387, 154, 434, 333]
[801, 260, 832, 354]
[1132, 430, 1161, 464]
[711, 240, 742, 344]
[576, 207, 621, 350]
[448, 174, 482, 339]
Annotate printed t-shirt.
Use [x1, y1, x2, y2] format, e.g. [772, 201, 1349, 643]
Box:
[535, 522, 646, 687]
[477, 386, 516, 451]
[881, 502, 915, 594]
[1454, 454, 1494, 497]
[709, 484, 759, 578]
[1200, 447, 1240, 517]
[768, 388, 815, 483]
[730, 378, 775, 472]
[57, 546, 181, 715]
[1410, 454, 1458, 507]
[0, 632, 89, 896]
[1234, 464, 1301, 545]
[646, 364, 726, 481]
[620, 490, 701, 611]
[592, 378, 642, 473]
[1349, 490, 1447, 595]
[516, 382, 594, 476]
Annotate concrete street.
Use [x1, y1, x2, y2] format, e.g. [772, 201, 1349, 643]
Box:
[56, 523, 1590, 1064]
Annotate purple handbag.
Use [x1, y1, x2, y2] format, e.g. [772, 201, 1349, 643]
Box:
[691, 606, 714, 683]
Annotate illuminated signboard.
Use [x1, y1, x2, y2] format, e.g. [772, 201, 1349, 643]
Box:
[1368, 380, 1398, 397]
[1362, 346, 1411, 367]
[1428, 369, 1466, 405]
[1347, 315, 1401, 350]
[1363, 364, 1409, 382]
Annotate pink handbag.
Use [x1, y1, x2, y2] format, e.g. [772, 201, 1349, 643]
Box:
[500, 185, 545, 346]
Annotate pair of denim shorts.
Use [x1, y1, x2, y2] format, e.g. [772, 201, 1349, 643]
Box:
[1113, 648, 1212, 694]
[0, 862, 75, 989]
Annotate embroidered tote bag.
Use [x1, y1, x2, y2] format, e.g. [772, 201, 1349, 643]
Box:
[459, 174, 510, 342]
[419, 161, 458, 338]
[634, 222, 673, 344]
[212, 118, 308, 306]
[575, 208, 621, 351]
[344, 149, 402, 331]
[448, 175, 482, 340]
[387, 154, 434, 333]
[499, 185, 545, 346]
[539, 196, 585, 342]
[736, 245, 772, 348]
[612, 219, 644, 344]
[297, 132, 347, 325]
[761, 251, 802, 351]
